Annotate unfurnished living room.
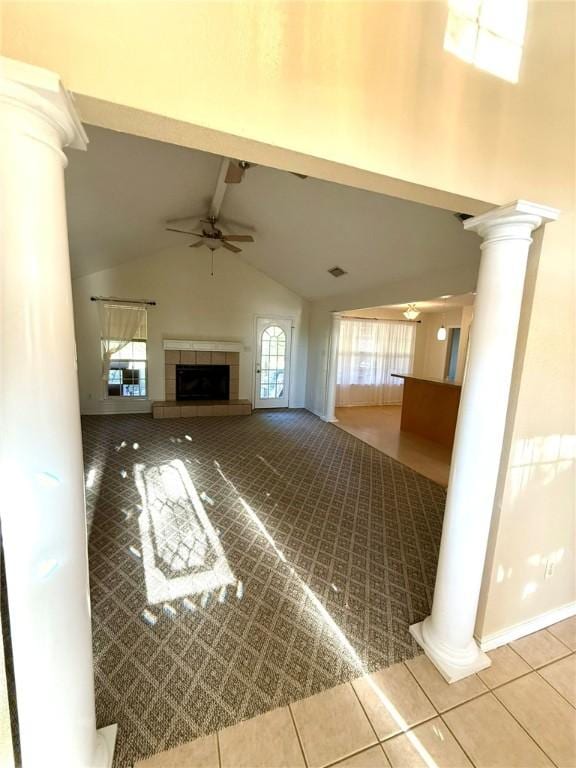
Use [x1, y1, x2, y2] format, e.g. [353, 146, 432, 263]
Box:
[0, 2, 575, 768]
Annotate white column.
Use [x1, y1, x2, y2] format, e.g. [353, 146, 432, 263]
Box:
[410, 200, 559, 683]
[0, 58, 116, 766]
[324, 313, 342, 422]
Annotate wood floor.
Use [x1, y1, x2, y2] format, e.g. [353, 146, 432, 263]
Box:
[335, 405, 452, 487]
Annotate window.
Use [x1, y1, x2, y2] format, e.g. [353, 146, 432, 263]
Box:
[99, 303, 148, 398]
[259, 325, 286, 400]
[444, 0, 528, 83]
[105, 340, 148, 398]
[336, 319, 416, 407]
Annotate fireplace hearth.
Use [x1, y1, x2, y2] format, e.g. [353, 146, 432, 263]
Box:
[176, 364, 230, 401]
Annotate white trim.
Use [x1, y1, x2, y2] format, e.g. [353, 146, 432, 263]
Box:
[163, 339, 242, 352]
[96, 724, 117, 768]
[0, 56, 88, 150]
[324, 313, 341, 423]
[306, 407, 338, 423]
[410, 620, 491, 683]
[476, 601, 576, 651]
[463, 200, 560, 231]
[252, 314, 296, 409]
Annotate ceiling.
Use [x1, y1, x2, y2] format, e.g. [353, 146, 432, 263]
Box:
[383, 293, 475, 314]
[65, 126, 481, 299]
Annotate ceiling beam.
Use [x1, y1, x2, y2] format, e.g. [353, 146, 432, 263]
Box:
[209, 157, 231, 219]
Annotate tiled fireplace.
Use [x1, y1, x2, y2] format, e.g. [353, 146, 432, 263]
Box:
[153, 340, 252, 419]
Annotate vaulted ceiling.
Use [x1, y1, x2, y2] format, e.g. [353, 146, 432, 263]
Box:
[65, 126, 480, 300]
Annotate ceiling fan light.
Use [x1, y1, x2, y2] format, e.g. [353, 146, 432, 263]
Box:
[403, 304, 420, 320]
[437, 325, 447, 341]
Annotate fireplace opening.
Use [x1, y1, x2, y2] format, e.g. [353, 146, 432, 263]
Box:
[176, 364, 230, 401]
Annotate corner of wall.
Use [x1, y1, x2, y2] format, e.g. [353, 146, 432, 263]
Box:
[475, 220, 576, 648]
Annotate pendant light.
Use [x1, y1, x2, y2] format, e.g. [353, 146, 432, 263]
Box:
[403, 303, 420, 320]
[437, 297, 447, 340]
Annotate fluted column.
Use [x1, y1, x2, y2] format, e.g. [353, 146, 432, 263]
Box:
[410, 200, 559, 682]
[0, 57, 116, 766]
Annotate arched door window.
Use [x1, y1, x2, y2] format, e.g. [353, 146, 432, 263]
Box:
[259, 325, 286, 400]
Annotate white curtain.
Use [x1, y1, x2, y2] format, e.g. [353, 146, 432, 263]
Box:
[336, 318, 416, 406]
[99, 303, 147, 388]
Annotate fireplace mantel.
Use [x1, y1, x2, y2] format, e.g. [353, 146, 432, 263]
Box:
[163, 339, 243, 353]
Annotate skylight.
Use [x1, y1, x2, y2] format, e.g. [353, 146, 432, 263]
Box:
[444, 0, 528, 83]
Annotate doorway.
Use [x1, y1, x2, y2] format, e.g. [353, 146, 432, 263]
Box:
[253, 316, 293, 408]
[445, 327, 461, 381]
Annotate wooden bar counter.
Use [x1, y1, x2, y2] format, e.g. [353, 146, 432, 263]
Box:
[392, 374, 462, 449]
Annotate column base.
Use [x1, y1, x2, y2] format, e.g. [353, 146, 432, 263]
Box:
[96, 724, 118, 768]
[410, 621, 491, 683]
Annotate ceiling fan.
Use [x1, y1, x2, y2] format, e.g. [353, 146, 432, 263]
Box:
[165, 158, 256, 274]
[166, 215, 254, 254]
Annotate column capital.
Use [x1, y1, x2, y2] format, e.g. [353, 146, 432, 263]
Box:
[0, 56, 87, 150]
[464, 200, 560, 243]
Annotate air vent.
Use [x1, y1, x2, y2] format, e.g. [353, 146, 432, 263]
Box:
[328, 266, 347, 278]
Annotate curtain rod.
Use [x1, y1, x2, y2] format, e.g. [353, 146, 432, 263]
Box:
[342, 316, 421, 324]
[90, 296, 156, 306]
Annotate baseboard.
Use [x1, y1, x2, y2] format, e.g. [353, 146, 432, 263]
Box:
[97, 723, 117, 768]
[476, 601, 576, 651]
[305, 407, 338, 423]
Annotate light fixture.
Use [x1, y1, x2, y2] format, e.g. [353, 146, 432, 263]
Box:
[437, 296, 448, 340]
[403, 303, 420, 320]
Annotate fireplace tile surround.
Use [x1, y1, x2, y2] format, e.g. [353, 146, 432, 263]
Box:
[153, 345, 251, 419]
[165, 350, 239, 400]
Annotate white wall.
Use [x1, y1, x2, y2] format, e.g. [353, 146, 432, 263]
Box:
[4, 0, 574, 659]
[72, 246, 309, 414]
[416, 308, 465, 381]
[306, 262, 480, 419]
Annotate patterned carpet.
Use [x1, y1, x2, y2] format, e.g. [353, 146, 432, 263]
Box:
[83, 410, 446, 767]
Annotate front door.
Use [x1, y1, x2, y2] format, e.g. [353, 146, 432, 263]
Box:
[254, 317, 293, 409]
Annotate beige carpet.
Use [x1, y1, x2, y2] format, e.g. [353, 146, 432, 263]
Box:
[83, 410, 445, 767]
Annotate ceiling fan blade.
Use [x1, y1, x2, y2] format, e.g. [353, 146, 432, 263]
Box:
[166, 227, 204, 236]
[222, 235, 254, 243]
[225, 161, 245, 184]
[221, 241, 242, 254]
[189, 240, 205, 248]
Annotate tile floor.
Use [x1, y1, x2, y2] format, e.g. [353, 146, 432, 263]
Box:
[334, 407, 452, 487]
[136, 621, 576, 768]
